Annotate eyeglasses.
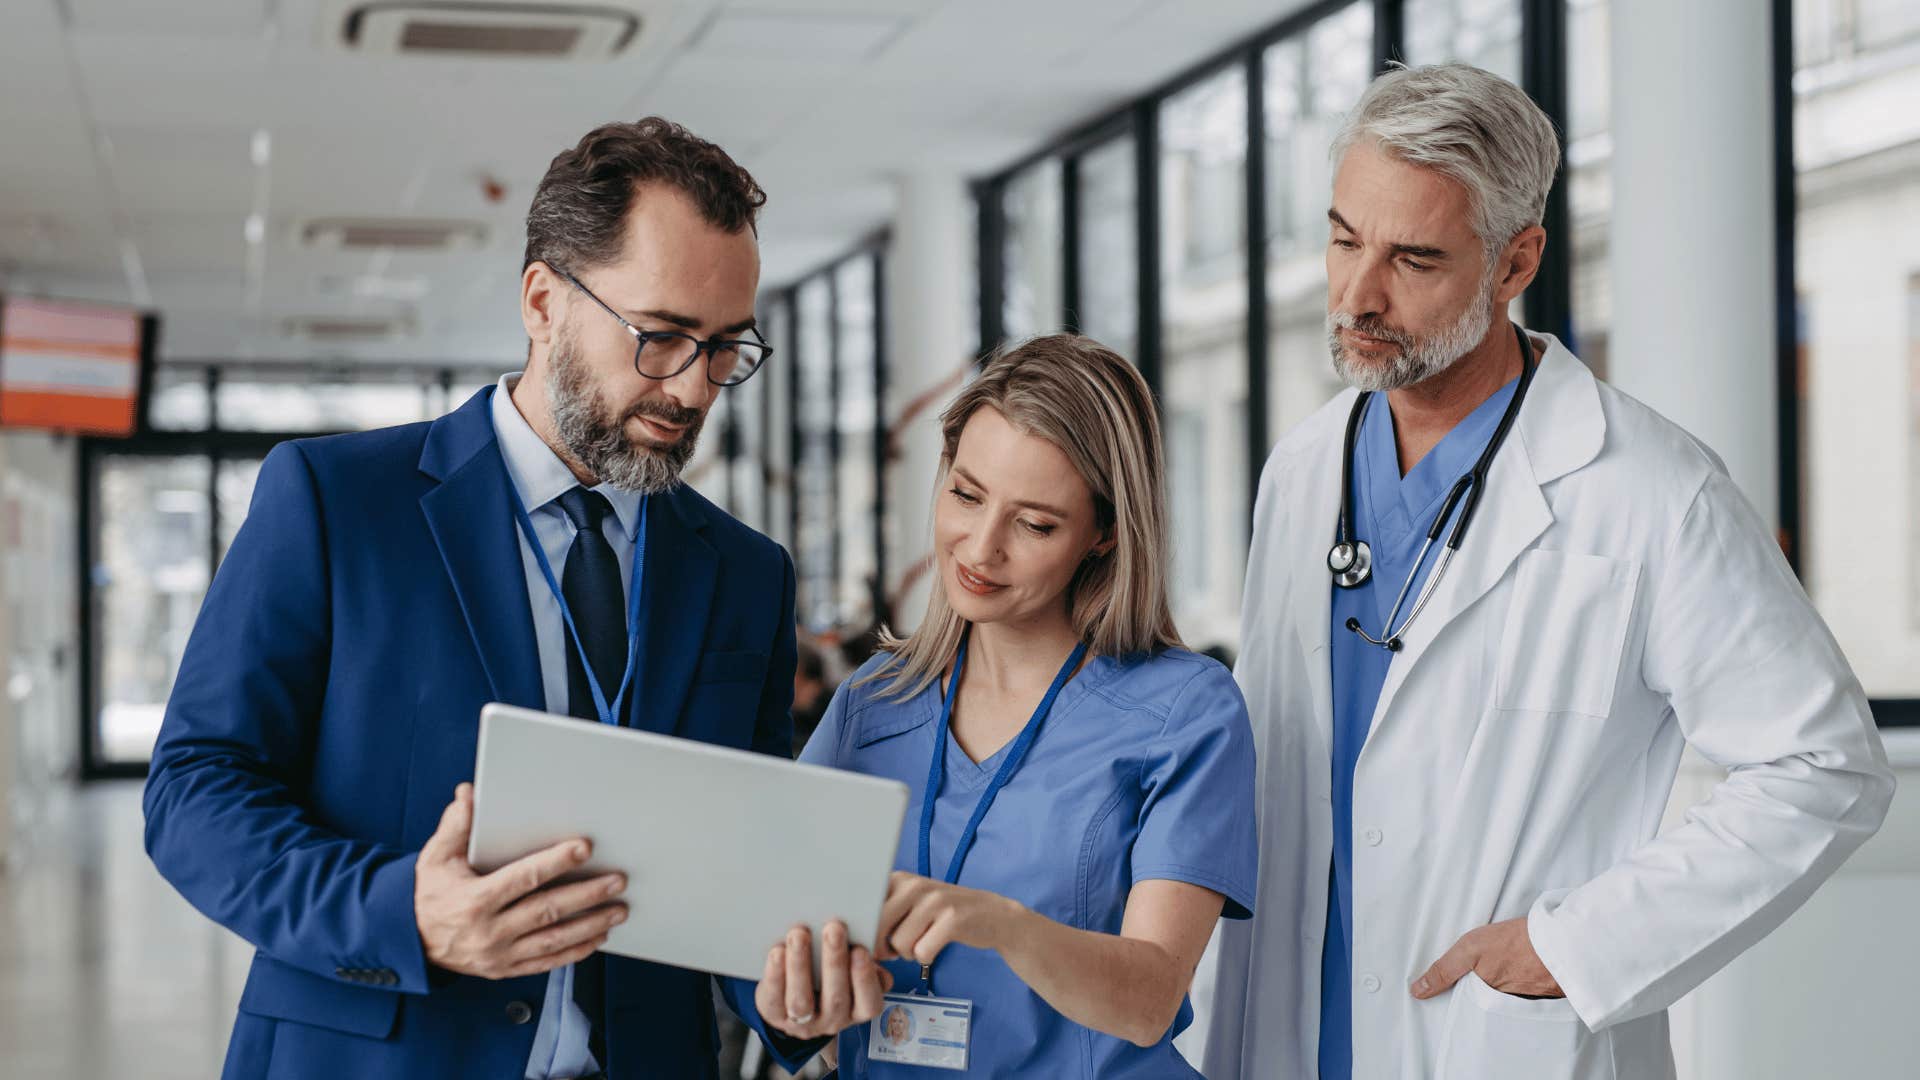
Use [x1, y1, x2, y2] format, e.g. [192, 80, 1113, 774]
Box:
[557, 268, 772, 387]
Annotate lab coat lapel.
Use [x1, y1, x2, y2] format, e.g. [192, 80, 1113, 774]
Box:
[629, 485, 718, 735]
[1368, 335, 1603, 729]
[1287, 419, 1348, 759]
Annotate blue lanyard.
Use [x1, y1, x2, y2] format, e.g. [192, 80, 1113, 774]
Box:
[914, 626, 1087, 986]
[506, 477, 649, 728]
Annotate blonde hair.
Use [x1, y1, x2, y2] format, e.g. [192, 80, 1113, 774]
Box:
[867, 334, 1183, 700]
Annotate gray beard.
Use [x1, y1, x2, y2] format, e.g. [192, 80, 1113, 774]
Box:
[545, 335, 704, 494]
[1327, 268, 1498, 393]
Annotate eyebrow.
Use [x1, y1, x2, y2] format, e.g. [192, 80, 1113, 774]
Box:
[632, 308, 759, 335]
[952, 465, 1072, 519]
[1327, 208, 1451, 262]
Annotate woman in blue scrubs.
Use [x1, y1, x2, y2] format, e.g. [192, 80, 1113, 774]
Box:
[759, 334, 1257, 1077]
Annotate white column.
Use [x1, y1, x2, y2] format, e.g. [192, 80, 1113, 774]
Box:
[883, 171, 972, 634]
[1606, 0, 1778, 526]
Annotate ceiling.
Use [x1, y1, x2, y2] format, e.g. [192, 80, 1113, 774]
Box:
[0, 0, 1317, 368]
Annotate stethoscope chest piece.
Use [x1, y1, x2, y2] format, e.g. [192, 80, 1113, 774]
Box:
[1327, 539, 1372, 588]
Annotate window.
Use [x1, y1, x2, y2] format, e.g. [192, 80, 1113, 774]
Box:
[1404, 0, 1524, 81]
[91, 455, 212, 766]
[1264, 1, 1376, 438]
[1160, 66, 1251, 652]
[147, 367, 211, 430]
[1565, 0, 1613, 376]
[835, 255, 882, 628]
[1003, 160, 1065, 340]
[1075, 134, 1139, 359]
[213, 379, 433, 432]
[1794, 0, 1920, 698]
[794, 279, 838, 630]
[761, 293, 794, 551]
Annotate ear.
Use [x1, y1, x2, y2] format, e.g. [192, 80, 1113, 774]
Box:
[1491, 225, 1546, 308]
[521, 262, 563, 348]
[1089, 530, 1117, 560]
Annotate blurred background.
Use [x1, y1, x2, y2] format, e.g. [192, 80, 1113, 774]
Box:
[0, 0, 1916, 1075]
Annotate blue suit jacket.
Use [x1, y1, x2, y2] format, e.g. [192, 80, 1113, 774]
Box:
[145, 387, 803, 1079]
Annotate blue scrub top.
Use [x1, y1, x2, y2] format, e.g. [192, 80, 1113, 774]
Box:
[800, 646, 1258, 1078]
[1319, 376, 1520, 1080]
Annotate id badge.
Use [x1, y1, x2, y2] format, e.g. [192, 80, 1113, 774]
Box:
[867, 992, 972, 1071]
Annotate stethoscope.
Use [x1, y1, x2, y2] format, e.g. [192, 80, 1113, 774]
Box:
[1326, 321, 1537, 652]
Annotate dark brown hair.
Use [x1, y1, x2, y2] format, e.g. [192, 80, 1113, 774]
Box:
[522, 116, 766, 274]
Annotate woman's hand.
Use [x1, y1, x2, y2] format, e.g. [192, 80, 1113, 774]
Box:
[755, 919, 893, 1041]
[876, 871, 1027, 966]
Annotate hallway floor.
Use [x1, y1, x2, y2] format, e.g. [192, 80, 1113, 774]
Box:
[0, 780, 251, 1077]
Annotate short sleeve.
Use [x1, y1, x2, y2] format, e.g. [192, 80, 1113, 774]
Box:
[1129, 661, 1260, 920]
[796, 678, 854, 768]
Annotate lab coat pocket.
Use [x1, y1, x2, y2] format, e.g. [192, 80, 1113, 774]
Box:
[1435, 972, 1612, 1080]
[1494, 550, 1639, 717]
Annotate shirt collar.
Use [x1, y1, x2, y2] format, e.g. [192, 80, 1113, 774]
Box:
[489, 372, 645, 541]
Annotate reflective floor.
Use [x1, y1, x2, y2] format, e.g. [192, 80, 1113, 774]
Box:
[0, 780, 251, 1077]
[0, 782, 820, 1078]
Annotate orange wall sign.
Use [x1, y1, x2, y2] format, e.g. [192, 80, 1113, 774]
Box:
[0, 296, 146, 436]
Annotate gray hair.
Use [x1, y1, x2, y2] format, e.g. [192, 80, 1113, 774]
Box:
[1330, 63, 1561, 261]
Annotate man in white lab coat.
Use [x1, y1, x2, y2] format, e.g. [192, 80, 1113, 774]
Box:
[1192, 64, 1894, 1079]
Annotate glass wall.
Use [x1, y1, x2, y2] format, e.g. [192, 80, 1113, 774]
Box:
[1404, 0, 1525, 81]
[835, 255, 882, 629]
[1793, 0, 1920, 698]
[761, 293, 794, 552]
[1002, 159, 1066, 340]
[1076, 133, 1140, 358]
[1264, 1, 1376, 437]
[793, 278, 839, 630]
[90, 456, 212, 767]
[1565, 0, 1613, 375]
[1160, 65, 1251, 651]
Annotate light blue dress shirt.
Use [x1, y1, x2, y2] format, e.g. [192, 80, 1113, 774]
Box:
[1319, 375, 1519, 1080]
[800, 646, 1258, 1078]
[490, 373, 644, 1080]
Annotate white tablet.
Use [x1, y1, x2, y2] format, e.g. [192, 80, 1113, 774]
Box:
[467, 702, 910, 981]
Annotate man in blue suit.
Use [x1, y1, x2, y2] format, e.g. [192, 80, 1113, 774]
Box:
[144, 117, 884, 1079]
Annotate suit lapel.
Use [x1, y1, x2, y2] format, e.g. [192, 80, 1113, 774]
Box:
[630, 486, 718, 735]
[418, 388, 545, 712]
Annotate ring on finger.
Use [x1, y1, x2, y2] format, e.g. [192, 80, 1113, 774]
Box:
[788, 1012, 815, 1026]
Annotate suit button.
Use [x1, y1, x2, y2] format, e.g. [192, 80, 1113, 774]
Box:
[506, 1000, 535, 1025]
[378, 970, 398, 986]
[334, 967, 350, 979]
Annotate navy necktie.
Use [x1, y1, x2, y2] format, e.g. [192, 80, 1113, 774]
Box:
[554, 485, 623, 1066]
[556, 486, 628, 723]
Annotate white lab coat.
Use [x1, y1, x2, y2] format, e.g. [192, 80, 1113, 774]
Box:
[1188, 333, 1894, 1080]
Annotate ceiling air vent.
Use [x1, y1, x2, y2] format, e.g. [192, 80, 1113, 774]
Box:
[344, 3, 641, 60]
[283, 316, 416, 342]
[300, 218, 489, 252]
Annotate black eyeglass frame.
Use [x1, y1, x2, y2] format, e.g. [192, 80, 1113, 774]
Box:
[555, 267, 774, 387]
